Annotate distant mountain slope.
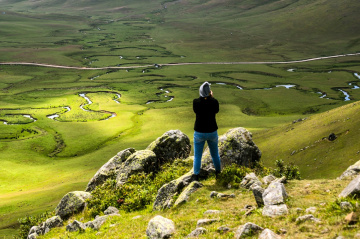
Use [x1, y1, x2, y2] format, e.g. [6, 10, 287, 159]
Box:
[254, 100, 360, 179]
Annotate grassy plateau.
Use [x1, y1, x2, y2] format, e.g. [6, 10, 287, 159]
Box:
[0, 0, 359, 237]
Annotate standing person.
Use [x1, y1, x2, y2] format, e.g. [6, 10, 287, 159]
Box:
[193, 82, 221, 180]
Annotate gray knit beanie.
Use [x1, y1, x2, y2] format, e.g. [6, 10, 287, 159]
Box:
[199, 82, 211, 97]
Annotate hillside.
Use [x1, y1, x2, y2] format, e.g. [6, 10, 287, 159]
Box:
[254, 100, 360, 179]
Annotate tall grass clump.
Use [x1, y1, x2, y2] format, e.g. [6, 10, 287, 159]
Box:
[86, 159, 192, 217]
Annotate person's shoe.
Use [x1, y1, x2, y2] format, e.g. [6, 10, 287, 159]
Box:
[193, 174, 199, 181]
[215, 171, 221, 180]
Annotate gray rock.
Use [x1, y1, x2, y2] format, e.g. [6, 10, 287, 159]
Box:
[146, 130, 191, 163]
[186, 227, 207, 237]
[241, 173, 262, 189]
[259, 228, 281, 239]
[338, 160, 360, 180]
[174, 181, 203, 207]
[305, 207, 317, 214]
[201, 127, 261, 174]
[55, 191, 92, 220]
[196, 218, 219, 227]
[43, 216, 63, 232]
[263, 182, 288, 206]
[234, 222, 263, 239]
[203, 210, 221, 215]
[85, 215, 120, 230]
[146, 215, 176, 239]
[295, 214, 321, 223]
[251, 184, 264, 207]
[217, 226, 231, 233]
[28, 226, 43, 236]
[66, 220, 86, 232]
[116, 150, 157, 186]
[104, 206, 120, 215]
[339, 175, 360, 198]
[263, 175, 276, 185]
[153, 171, 195, 210]
[262, 204, 289, 217]
[210, 191, 218, 198]
[85, 148, 135, 192]
[340, 201, 353, 210]
[27, 233, 38, 239]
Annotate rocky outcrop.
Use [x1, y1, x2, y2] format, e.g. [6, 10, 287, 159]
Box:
[235, 222, 263, 239]
[200, 127, 261, 175]
[146, 130, 191, 163]
[153, 128, 260, 210]
[116, 150, 157, 186]
[153, 171, 195, 210]
[55, 191, 92, 220]
[338, 160, 360, 180]
[146, 215, 176, 239]
[85, 148, 135, 192]
[339, 175, 360, 198]
[28, 216, 63, 238]
[174, 181, 203, 207]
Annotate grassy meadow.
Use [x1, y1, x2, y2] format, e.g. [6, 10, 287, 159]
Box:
[0, 0, 359, 237]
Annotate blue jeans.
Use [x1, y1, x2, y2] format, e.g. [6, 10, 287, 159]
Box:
[193, 131, 221, 175]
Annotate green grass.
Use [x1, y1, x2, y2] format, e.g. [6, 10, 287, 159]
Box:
[0, 0, 359, 237]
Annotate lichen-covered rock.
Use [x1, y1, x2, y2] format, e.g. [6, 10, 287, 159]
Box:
[55, 191, 92, 220]
[295, 214, 321, 223]
[116, 150, 157, 186]
[44, 216, 63, 231]
[259, 229, 281, 239]
[241, 173, 262, 189]
[235, 222, 263, 239]
[174, 181, 203, 207]
[66, 220, 86, 232]
[29, 226, 43, 237]
[85, 148, 135, 192]
[251, 184, 265, 207]
[146, 130, 191, 163]
[339, 175, 360, 198]
[146, 215, 176, 239]
[263, 175, 276, 185]
[203, 210, 221, 215]
[85, 215, 114, 230]
[196, 219, 219, 227]
[153, 171, 195, 210]
[262, 204, 289, 217]
[186, 227, 207, 238]
[104, 206, 120, 215]
[339, 160, 360, 180]
[263, 182, 288, 206]
[201, 127, 261, 174]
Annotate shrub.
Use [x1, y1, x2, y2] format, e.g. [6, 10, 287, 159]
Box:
[86, 159, 191, 217]
[216, 164, 251, 188]
[272, 159, 301, 180]
[15, 211, 54, 239]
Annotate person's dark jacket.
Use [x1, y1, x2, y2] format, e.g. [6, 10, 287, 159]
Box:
[193, 96, 219, 133]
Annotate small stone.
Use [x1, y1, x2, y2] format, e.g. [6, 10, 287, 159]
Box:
[203, 210, 221, 215]
[196, 218, 219, 227]
[295, 214, 321, 223]
[66, 220, 86, 232]
[217, 226, 230, 233]
[186, 227, 207, 238]
[345, 212, 359, 224]
[321, 228, 330, 234]
[295, 208, 303, 213]
[259, 228, 281, 239]
[210, 191, 218, 198]
[132, 215, 142, 220]
[305, 207, 317, 214]
[340, 202, 353, 211]
[279, 228, 287, 234]
[104, 206, 120, 215]
[234, 222, 263, 239]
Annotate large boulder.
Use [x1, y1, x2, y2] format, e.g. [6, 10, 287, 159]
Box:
[146, 130, 191, 163]
[153, 171, 196, 210]
[55, 191, 92, 220]
[339, 175, 360, 198]
[85, 148, 135, 192]
[146, 215, 176, 239]
[338, 160, 360, 180]
[200, 127, 261, 175]
[116, 150, 157, 186]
